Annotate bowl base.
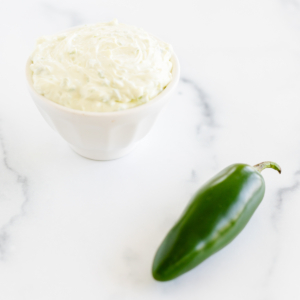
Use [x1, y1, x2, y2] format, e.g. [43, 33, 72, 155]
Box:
[70, 144, 138, 161]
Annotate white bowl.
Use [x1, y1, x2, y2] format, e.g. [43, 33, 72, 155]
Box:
[25, 48, 180, 160]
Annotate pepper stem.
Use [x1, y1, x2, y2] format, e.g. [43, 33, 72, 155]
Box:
[253, 161, 281, 174]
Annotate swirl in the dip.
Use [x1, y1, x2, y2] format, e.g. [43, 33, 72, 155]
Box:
[30, 19, 173, 112]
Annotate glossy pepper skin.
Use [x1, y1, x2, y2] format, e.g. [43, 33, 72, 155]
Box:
[152, 162, 281, 281]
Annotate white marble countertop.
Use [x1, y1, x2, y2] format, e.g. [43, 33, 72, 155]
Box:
[1, 0, 300, 299]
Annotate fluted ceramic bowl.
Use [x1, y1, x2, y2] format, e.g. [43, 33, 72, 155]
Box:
[25, 41, 180, 160]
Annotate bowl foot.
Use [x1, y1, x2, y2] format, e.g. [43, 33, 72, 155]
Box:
[70, 144, 138, 160]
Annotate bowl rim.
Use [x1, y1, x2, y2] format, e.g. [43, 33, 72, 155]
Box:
[25, 27, 180, 117]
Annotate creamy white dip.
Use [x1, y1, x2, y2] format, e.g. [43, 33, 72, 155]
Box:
[30, 19, 173, 112]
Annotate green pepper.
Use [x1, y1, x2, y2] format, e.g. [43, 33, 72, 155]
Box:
[152, 161, 281, 281]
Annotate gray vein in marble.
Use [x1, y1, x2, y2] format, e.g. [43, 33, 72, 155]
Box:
[188, 169, 198, 182]
[123, 248, 139, 263]
[280, 0, 300, 29]
[263, 171, 300, 292]
[181, 78, 215, 128]
[281, 0, 300, 8]
[0, 127, 29, 259]
[42, 3, 84, 27]
[273, 170, 300, 228]
[181, 77, 219, 178]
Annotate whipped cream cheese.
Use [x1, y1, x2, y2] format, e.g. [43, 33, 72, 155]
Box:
[30, 19, 173, 112]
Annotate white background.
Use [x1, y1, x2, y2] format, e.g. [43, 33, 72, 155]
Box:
[1, 0, 300, 299]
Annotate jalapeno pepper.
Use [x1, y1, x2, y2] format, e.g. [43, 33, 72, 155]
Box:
[152, 161, 281, 281]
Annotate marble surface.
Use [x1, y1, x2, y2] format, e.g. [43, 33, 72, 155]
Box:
[1, 0, 300, 299]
